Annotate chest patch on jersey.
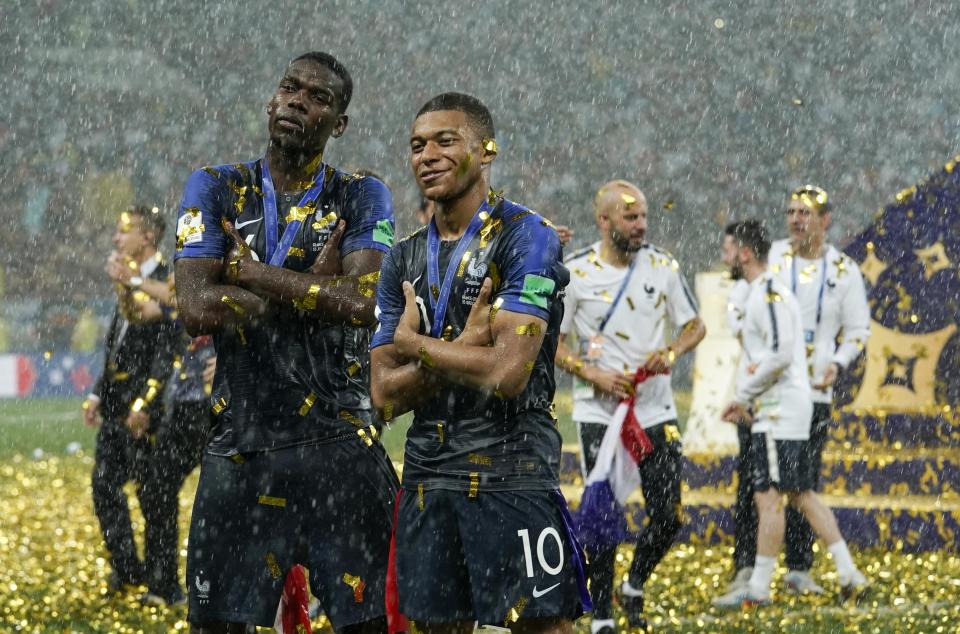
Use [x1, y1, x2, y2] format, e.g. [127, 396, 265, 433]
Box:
[373, 219, 395, 247]
[176, 209, 204, 250]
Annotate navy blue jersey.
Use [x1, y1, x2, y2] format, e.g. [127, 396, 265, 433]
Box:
[174, 159, 395, 454]
[372, 198, 569, 491]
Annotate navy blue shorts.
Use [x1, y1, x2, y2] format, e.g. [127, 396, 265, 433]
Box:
[395, 487, 586, 626]
[186, 434, 399, 628]
[749, 432, 812, 493]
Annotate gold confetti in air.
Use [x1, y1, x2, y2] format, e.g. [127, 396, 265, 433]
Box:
[258, 495, 287, 508]
[342, 573, 365, 603]
[482, 138, 498, 154]
[298, 392, 317, 416]
[663, 200, 675, 210]
[792, 98, 804, 106]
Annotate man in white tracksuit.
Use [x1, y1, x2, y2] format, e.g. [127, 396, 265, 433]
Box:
[722, 186, 871, 597]
[714, 220, 868, 607]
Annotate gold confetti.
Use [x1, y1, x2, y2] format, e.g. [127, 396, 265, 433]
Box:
[357, 271, 380, 298]
[312, 211, 338, 232]
[230, 454, 245, 464]
[442, 325, 455, 341]
[202, 166, 221, 178]
[221, 295, 246, 315]
[504, 596, 528, 626]
[339, 410, 365, 427]
[383, 402, 394, 422]
[467, 453, 493, 466]
[468, 472, 479, 498]
[298, 392, 317, 416]
[418, 346, 436, 369]
[285, 206, 312, 223]
[346, 360, 362, 376]
[265, 553, 283, 579]
[430, 284, 440, 300]
[342, 573, 365, 603]
[489, 297, 504, 324]
[620, 193, 637, 206]
[626, 296, 635, 310]
[258, 495, 287, 508]
[357, 428, 373, 446]
[456, 251, 473, 277]
[515, 323, 542, 336]
[236, 326, 247, 346]
[418, 483, 425, 511]
[615, 331, 630, 340]
[287, 247, 305, 258]
[293, 284, 321, 312]
[792, 98, 804, 106]
[437, 422, 445, 443]
[664, 424, 681, 443]
[663, 200, 675, 210]
[482, 138, 498, 154]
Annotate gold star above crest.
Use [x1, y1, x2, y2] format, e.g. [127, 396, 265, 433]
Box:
[913, 241, 953, 281]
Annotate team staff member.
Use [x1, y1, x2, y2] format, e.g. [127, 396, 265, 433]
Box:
[372, 92, 584, 634]
[175, 51, 397, 633]
[82, 206, 178, 593]
[720, 187, 871, 597]
[555, 180, 705, 631]
[713, 220, 867, 607]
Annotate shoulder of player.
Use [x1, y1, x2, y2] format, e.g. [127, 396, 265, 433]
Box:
[395, 224, 428, 248]
[497, 200, 559, 242]
[826, 244, 862, 274]
[563, 242, 598, 265]
[640, 242, 684, 272]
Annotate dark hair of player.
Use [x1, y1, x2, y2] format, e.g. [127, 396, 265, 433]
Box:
[416, 92, 495, 140]
[725, 219, 770, 262]
[290, 51, 353, 112]
[126, 205, 165, 245]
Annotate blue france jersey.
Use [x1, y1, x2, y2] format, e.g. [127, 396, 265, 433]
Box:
[175, 159, 395, 454]
[372, 198, 570, 491]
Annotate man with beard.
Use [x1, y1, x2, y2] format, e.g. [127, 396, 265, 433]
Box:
[713, 220, 868, 607]
[371, 92, 585, 634]
[554, 180, 705, 631]
[718, 188, 870, 598]
[174, 52, 397, 633]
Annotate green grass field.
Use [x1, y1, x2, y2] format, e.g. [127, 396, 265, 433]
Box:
[2, 394, 957, 633]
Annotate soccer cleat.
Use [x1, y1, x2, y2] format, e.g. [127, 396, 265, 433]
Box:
[719, 567, 753, 595]
[783, 570, 825, 595]
[712, 587, 771, 609]
[839, 571, 869, 605]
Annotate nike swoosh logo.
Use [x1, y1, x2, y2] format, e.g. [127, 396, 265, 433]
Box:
[235, 217, 262, 230]
[532, 583, 560, 598]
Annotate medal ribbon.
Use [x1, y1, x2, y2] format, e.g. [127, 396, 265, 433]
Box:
[425, 198, 495, 338]
[261, 159, 327, 266]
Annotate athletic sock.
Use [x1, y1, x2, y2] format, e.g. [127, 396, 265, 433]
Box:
[591, 619, 615, 634]
[621, 580, 644, 597]
[748, 555, 776, 597]
[828, 540, 857, 583]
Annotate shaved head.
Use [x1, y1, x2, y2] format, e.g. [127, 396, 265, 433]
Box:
[594, 179, 648, 254]
[594, 180, 647, 222]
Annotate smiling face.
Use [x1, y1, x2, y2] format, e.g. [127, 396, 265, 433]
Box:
[265, 59, 348, 156]
[409, 110, 495, 202]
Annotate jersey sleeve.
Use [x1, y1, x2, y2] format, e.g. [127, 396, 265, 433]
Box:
[495, 218, 568, 322]
[726, 279, 751, 336]
[370, 246, 405, 349]
[665, 259, 699, 327]
[339, 176, 396, 256]
[734, 284, 798, 405]
[174, 168, 229, 260]
[832, 260, 871, 368]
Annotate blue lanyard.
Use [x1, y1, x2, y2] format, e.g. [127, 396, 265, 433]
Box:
[425, 199, 494, 338]
[791, 253, 827, 326]
[261, 159, 327, 266]
[598, 252, 638, 334]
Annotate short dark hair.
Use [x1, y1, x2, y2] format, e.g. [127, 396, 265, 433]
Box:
[290, 51, 353, 112]
[127, 205, 165, 245]
[725, 219, 770, 261]
[416, 92, 495, 140]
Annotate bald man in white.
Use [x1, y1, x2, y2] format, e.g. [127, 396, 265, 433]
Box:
[555, 181, 705, 632]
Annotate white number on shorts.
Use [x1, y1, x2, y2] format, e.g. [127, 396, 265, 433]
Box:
[517, 527, 564, 577]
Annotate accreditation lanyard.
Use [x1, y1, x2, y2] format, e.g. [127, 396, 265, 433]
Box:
[597, 253, 639, 334]
[260, 159, 326, 267]
[425, 199, 494, 339]
[791, 253, 828, 328]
